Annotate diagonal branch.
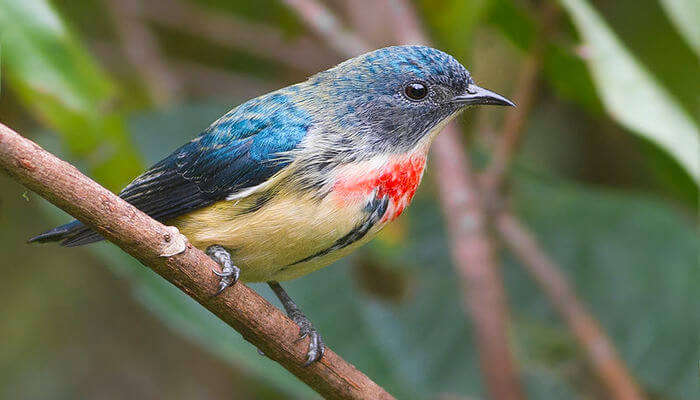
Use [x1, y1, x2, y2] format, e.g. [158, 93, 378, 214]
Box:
[496, 212, 645, 400]
[0, 123, 395, 400]
[475, 3, 645, 398]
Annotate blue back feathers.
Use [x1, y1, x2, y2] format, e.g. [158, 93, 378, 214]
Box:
[116, 90, 311, 220]
[204, 92, 310, 162]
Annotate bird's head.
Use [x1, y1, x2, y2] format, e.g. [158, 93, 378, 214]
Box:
[303, 45, 514, 154]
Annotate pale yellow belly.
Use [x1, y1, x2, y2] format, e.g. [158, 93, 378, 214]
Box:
[169, 190, 383, 282]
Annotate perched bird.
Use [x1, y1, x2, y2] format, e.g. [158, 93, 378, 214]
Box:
[30, 45, 513, 364]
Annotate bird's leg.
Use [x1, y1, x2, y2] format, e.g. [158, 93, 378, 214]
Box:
[206, 245, 240, 295]
[268, 281, 325, 365]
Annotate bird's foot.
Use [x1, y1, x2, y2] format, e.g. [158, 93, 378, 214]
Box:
[290, 310, 325, 366]
[206, 245, 240, 295]
[268, 281, 325, 365]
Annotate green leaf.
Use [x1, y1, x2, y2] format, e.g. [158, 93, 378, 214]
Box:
[558, 0, 700, 184]
[0, 0, 143, 189]
[660, 0, 700, 58]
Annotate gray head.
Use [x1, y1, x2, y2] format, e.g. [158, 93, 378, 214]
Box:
[305, 45, 513, 153]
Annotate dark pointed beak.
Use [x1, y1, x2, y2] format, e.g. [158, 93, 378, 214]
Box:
[452, 83, 515, 107]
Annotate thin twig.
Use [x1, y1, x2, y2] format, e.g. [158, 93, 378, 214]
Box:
[0, 123, 395, 400]
[480, 3, 560, 195]
[496, 212, 645, 400]
[479, 54, 539, 195]
[340, 1, 395, 48]
[105, 0, 182, 104]
[281, 0, 371, 56]
[141, 0, 340, 73]
[281, 1, 525, 398]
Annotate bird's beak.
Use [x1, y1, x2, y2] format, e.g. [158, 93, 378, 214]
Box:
[452, 83, 515, 107]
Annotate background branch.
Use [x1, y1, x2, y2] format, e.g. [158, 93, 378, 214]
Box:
[281, 0, 370, 56]
[141, 0, 339, 73]
[90, 40, 281, 100]
[105, 0, 182, 104]
[0, 123, 395, 400]
[480, 3, 559, 196]
[496, 212, 645, 400]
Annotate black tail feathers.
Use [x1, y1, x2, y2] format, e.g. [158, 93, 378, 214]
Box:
[28, 220, 104, 247]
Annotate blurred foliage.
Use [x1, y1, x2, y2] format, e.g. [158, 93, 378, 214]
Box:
[559, 0, 699, 184]
[0, 0, 143, 190]
[1, 0, 698, 399]
[418, 0, 490, 60]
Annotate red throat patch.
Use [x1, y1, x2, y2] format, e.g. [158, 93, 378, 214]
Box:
[333, 155, 427, 222]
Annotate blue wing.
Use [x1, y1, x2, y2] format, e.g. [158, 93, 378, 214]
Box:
[31, 92, 311, 246]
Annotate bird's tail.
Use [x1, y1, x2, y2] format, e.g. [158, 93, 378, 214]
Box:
[28, 220, 104, 247]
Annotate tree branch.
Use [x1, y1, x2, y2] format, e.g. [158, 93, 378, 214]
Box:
[496, 212, 645, 400]
[284, 1, 645, 399]
[428, 130, 525, 400]
[89, 40, 280, 100]
[0, 123, 395, 400]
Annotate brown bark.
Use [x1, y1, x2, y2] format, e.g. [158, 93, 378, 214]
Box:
[0, 123, 395, 400]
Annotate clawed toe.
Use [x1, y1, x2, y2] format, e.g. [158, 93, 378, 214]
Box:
[206, 245, 240, 296]
[301, 328, 325, 366]
[267, 281, 325, 365]
[211, 268, 230, 277]
[294, 319, 324, 365]
[214, 269, 238, 294]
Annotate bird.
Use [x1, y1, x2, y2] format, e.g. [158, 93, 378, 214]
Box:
[29, 45, 514, 365]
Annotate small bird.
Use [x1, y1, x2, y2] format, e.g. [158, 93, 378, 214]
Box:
[30, 45, 513, 365]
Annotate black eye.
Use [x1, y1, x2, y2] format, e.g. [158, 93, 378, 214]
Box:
[404, 82, 428, 101]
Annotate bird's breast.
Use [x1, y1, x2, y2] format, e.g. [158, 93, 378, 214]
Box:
[331, 153, 427, 222]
